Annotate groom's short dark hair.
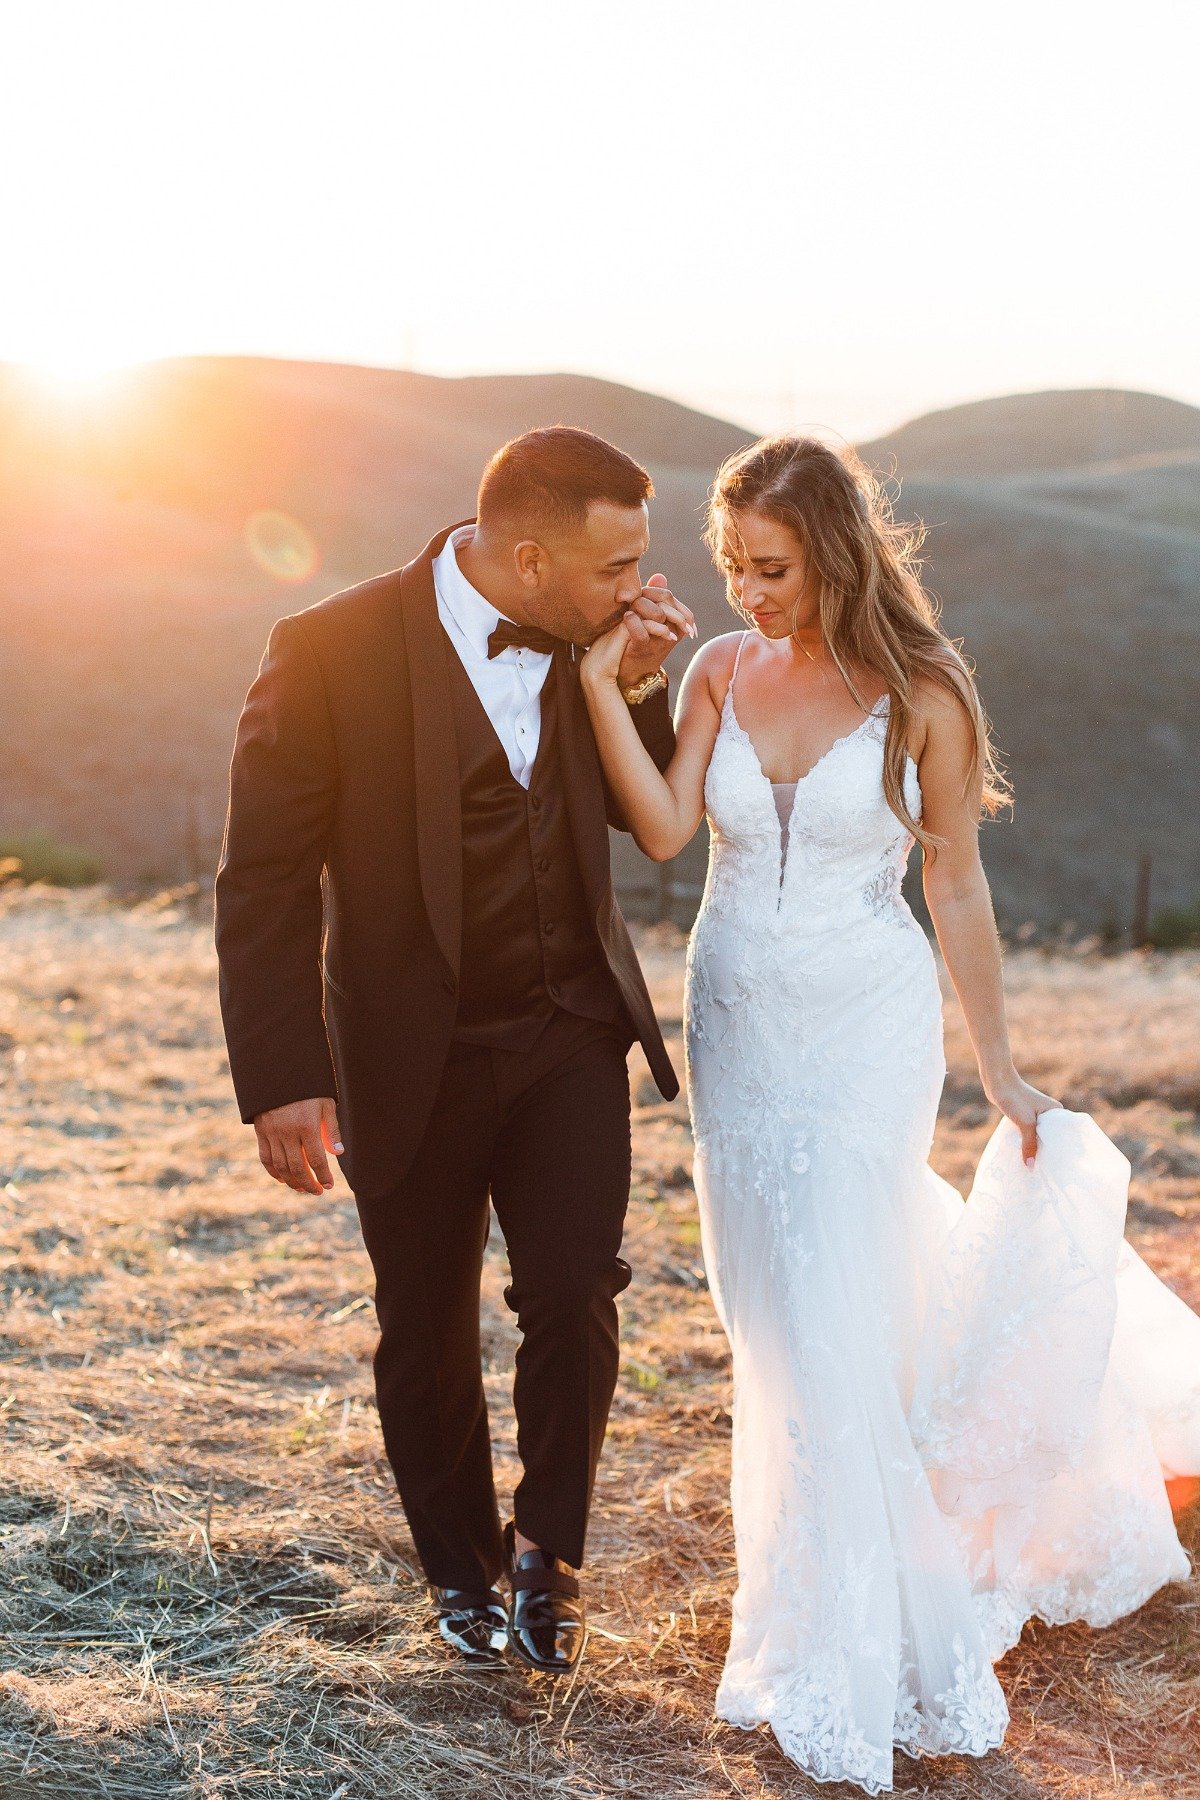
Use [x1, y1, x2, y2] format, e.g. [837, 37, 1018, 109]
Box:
[477, 426, 653, 539]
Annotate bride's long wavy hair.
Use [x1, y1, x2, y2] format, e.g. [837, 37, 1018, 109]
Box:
[703, 435, 1010, 851]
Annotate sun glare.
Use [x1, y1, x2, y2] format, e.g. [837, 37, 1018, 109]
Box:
[16, 351, 141, 403]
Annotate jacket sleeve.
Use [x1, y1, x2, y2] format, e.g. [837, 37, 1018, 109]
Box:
[214, 614, 339, 1123]
[602, 680, 676, 832]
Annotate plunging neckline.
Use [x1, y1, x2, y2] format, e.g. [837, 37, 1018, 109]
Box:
[720, 686, 889, 902]
[725, 687, 886, 792]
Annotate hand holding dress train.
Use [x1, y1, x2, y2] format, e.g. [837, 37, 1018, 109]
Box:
[684, 635, 1200, 1793]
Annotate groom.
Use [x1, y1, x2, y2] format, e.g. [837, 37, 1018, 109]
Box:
[215, 426, 691, 1674]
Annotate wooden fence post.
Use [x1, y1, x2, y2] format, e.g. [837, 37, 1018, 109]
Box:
[182, 787, 204, 903]
[1131, 851, 1152, 948]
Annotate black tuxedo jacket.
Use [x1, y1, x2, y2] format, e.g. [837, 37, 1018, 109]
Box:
[215, 521, 680, 1199]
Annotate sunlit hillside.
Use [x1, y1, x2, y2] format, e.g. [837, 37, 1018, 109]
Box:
[1, 362, 1198, 929]
[0, 357, 750, 886]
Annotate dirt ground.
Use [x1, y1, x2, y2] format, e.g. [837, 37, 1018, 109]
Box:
[1, 885, 1199, 1798]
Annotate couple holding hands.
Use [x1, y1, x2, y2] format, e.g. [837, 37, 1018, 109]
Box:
[216, 425, 1200, 1793]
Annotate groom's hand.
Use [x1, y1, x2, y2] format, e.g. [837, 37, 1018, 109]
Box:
[616, 573, 696, 690]
[254, 1096, 343, 1193]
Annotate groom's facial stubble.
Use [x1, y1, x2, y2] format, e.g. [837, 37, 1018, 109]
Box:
[512, 500, 650, 647]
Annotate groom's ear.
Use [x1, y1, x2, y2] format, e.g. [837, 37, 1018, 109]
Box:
[514, 539, 546, 586]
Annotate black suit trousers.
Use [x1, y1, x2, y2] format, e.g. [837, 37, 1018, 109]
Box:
[354, 1008, 634, 1590]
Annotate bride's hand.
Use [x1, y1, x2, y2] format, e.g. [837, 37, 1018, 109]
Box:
[984, 1071, 1063, 1167]
[580, 617, 631, 690]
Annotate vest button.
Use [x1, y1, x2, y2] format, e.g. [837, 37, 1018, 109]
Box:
[443, 974, 457, 994]
[529, 795, 542, 813]
[543, 922, 555, 937]
[536, 857, 550, 873]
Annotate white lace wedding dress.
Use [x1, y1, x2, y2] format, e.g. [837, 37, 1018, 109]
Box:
[684, 634, 1200, 1793]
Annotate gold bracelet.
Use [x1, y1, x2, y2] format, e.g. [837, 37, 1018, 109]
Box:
[620, 669, 668, 706]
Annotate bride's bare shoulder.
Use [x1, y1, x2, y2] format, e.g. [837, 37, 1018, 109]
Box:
[680, 632, 745, 712]
[909, 658, 978, 763]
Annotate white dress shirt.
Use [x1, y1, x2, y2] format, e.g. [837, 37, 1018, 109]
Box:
[433, 526, 553, 789]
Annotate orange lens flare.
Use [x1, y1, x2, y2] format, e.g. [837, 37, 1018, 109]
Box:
[244, 510, 320, 584]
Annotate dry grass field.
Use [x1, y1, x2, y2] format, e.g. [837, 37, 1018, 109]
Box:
[2, 886, 1200, 1798]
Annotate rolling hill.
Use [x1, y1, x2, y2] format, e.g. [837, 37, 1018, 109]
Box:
[1, 361, 1197, 930]
[857, 387, 1200, 479]
[0, 357, 751, 885]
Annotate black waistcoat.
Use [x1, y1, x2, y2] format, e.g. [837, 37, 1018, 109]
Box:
[443, 634, 621, 1050]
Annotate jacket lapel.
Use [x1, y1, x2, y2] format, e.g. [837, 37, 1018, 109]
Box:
[399, 524, 614, 974]
[554, 646, 611, 916]
[399, 522, 471, 983]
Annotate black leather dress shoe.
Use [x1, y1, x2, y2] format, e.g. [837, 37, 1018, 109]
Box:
[502, 1520, 586, 1675]
[431, 1585, 509, 1664]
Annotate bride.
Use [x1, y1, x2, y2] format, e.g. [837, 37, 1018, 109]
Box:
[580, 434, 1200, 1793]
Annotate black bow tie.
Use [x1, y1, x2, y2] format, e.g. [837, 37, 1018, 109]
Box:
[486, 618, 562, 660]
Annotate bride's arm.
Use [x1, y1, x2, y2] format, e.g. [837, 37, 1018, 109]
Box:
[915, 678, 1060, 1164]
[580, 629, 733, 862]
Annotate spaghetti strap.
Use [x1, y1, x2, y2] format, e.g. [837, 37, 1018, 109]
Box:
[729, 630, 750, 693]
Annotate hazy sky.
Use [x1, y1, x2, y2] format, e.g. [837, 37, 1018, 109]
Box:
[3, 0, 1198, 441]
